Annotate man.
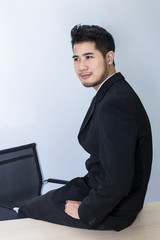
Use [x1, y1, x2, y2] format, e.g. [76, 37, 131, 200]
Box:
[18, 24, 152, 231]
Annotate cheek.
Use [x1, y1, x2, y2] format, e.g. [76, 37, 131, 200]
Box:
[98, 61, 106, 74]
[93, 58, 103, 69]
[92, 62, 105, 76]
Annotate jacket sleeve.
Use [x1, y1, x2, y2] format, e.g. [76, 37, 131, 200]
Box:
[78, 97, 138, 229]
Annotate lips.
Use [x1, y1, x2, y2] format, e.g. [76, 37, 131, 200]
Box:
[80, 73, 92, 79]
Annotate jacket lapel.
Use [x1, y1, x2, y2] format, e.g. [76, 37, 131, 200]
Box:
[78, 72, 124, 135]
[78, 95, 96, 134]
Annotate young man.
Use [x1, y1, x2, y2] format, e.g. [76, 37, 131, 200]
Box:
[18, 25, 152, 231]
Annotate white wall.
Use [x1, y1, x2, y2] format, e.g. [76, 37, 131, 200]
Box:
[0, 0, 159, 202]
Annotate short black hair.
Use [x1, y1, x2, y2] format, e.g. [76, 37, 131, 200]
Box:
[71, 24, 115, 59]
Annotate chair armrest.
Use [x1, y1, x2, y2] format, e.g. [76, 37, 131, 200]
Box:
[43, 178, 69, 185]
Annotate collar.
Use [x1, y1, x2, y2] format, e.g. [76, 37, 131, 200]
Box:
[94, 72, 124, 103]
[96, 73, 116, 92]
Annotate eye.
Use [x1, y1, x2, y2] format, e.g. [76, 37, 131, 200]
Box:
[86, 55, 93, 59]
[73, 57, 79, 62]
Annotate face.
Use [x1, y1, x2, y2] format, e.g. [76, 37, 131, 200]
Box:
[72, 41, 113, 90]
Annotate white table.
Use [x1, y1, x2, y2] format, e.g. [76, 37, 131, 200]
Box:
[0, 202, 160, 240]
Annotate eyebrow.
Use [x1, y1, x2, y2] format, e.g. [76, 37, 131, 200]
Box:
[72, 52, 94, 58]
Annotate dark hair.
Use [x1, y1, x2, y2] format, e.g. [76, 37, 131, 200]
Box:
[71, 24, 115, 59]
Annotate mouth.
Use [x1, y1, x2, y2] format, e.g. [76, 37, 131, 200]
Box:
[80, 73, 92, 79]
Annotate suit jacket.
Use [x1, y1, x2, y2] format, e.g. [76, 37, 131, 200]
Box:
[54, 72, 152, 231]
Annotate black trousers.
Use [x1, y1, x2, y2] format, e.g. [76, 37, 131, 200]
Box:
[17, 190, 111, 230]
[18, 190, 87, 229]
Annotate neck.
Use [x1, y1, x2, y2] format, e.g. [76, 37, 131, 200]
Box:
[94, 68, 116, 91]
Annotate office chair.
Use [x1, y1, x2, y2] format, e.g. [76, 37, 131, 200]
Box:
[0, 143, 68, 221]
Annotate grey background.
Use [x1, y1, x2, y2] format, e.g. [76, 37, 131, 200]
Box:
[0, 0, 159, 202]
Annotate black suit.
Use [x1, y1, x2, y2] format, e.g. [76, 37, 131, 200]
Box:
[18, 73, 152, 231]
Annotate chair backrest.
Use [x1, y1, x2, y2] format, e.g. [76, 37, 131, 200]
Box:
[0, 143, 43, 209]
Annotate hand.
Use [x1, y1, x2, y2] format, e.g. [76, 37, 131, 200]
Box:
[65, 200, 81, 219]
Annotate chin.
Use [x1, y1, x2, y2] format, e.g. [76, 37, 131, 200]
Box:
[82, 81, 100, 89]
[82, 82, 94, 88]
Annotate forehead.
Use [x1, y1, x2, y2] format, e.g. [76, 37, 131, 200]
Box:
[73, 41, 97, 55]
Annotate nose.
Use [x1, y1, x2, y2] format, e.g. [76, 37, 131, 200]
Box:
[79, 59, 88, 72]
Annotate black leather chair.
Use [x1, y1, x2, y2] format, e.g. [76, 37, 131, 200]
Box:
[0, 143, 68, 221]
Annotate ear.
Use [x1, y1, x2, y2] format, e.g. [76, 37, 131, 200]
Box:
[106, 51, 114, 65]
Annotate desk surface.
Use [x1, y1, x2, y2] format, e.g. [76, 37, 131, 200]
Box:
[0, 202, 160, 240]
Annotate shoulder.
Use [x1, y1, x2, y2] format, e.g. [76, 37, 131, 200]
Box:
[98, 78, 140, 110]
[95, 80, 142, 124]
